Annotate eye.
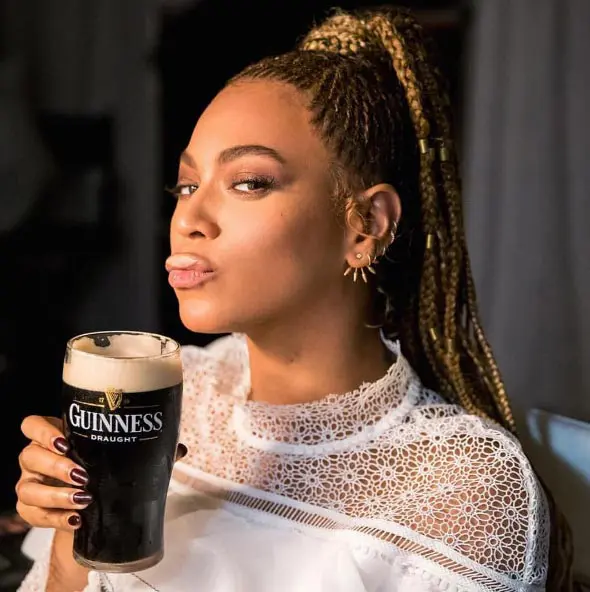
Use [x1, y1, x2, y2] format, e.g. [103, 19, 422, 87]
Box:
[232, 176, 275, 195]
[165, 183, 199, 199]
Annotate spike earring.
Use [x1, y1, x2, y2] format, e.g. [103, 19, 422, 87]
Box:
[344, 253, 363, 282]
[366, 254, 377, 276]
[344, 253, 376, 284]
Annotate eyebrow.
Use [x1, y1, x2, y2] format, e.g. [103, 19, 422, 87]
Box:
[179, 144, 287, 169]
[218, 144, 286, 165]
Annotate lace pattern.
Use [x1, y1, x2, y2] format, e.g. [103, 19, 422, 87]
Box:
[17, 549, 50, 592]
[240, 339, 413, 446]
[16, 536, 101, 592]
[177, 334, 549, 589]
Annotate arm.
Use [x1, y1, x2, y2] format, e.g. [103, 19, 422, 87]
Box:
[370, 417, 549, 590]
[425, 427, 549, 588]
[47, 531, 90, 592]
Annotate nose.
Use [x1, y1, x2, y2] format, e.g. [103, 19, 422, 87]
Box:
[170, 189, 220, 241]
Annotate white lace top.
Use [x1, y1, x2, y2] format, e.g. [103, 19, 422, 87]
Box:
[19, 334, 549, 592]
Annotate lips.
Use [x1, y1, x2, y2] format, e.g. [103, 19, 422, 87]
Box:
[165, 253, 216, 289]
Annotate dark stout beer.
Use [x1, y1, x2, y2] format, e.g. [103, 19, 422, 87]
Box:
[62, 331, 183, 573]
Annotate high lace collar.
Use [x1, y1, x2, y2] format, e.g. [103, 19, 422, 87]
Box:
[227, 334, 420, 453]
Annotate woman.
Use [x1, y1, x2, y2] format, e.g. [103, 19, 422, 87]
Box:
[15, 7, 572, 592]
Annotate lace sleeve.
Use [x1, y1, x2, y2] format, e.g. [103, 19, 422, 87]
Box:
[17, 546, 51, 592]
[17, 533, 100, 592]
[450, 417, 550, 587]
[374, 411, 550, 589]
[17, 528, 52, 591]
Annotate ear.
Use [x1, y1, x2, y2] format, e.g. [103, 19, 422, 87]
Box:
[344, 183, 401, 268]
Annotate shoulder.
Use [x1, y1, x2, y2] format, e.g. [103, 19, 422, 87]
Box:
[374, 400, 549, 587]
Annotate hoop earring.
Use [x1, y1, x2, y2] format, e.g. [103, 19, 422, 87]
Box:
[390, 220, 398, 242]
[380, 221, 398, 257]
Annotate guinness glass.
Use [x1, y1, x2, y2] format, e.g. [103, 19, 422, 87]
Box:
[62, 331, 183, 573]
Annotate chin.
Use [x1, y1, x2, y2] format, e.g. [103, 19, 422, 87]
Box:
[176, 298, 238, 335]
[176, 296, 279, 337]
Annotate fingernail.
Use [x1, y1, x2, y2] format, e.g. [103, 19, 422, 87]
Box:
[68, 514, 81, 528]
[72, 492, 93, 505]
[70, 468, 89, 486]
[177, 443, 188, 459]
[53, 437, 70, 454]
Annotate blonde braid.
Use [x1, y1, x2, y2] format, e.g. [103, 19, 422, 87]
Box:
[359, 13, 480, 417]
[390, 11, 516, 429]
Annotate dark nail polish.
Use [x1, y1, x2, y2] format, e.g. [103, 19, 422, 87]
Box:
[70, 468, 89, 486]
[177, 443, 188, 459]
[72, 492, 93, 505]
[68, 514, 81, 528]
[53, 437, 69, 454]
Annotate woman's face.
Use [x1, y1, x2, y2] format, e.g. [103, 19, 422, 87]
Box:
[168, 80, 353, 335]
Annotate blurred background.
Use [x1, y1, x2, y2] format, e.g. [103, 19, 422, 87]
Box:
[0, 0, 588, 589]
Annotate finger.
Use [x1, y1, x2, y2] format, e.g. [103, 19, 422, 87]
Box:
[19, 444, 89, 486]
[16, 479, 93, 510]
[16, 501, 81, 531]
[175, 443, 188, 462]
[21, 416, 68, 455]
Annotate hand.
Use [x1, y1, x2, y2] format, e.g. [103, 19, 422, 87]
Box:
[16, 415, 189, 532]
[16, 416, 188, 592]
[15, 416, 92, 532]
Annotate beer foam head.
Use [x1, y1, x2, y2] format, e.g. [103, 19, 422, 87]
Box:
[63, 332, 183, 392]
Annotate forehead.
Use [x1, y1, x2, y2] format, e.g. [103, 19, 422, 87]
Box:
[186, 80, 330, 165]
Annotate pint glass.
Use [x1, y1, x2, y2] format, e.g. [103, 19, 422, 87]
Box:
[62, 331, 183, 572]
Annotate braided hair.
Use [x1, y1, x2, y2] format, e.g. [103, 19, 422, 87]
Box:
[230, 8, 573, 588]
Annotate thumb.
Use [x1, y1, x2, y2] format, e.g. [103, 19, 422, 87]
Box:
[175, 443, 188, 461]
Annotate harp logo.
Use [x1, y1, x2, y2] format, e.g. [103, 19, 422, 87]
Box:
[105, 387, 124, 412]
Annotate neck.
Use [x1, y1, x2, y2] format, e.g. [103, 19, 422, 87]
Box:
[245, 312, 391, 406]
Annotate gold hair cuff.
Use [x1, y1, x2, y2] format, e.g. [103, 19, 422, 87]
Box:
[419, 139, 429, 154]
[439, 145, 450, 162]
[426, 234, 434, 249]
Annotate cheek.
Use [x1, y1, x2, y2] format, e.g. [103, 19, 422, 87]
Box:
[173, 198, 344, 333]
[231, 202, 339, 279]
